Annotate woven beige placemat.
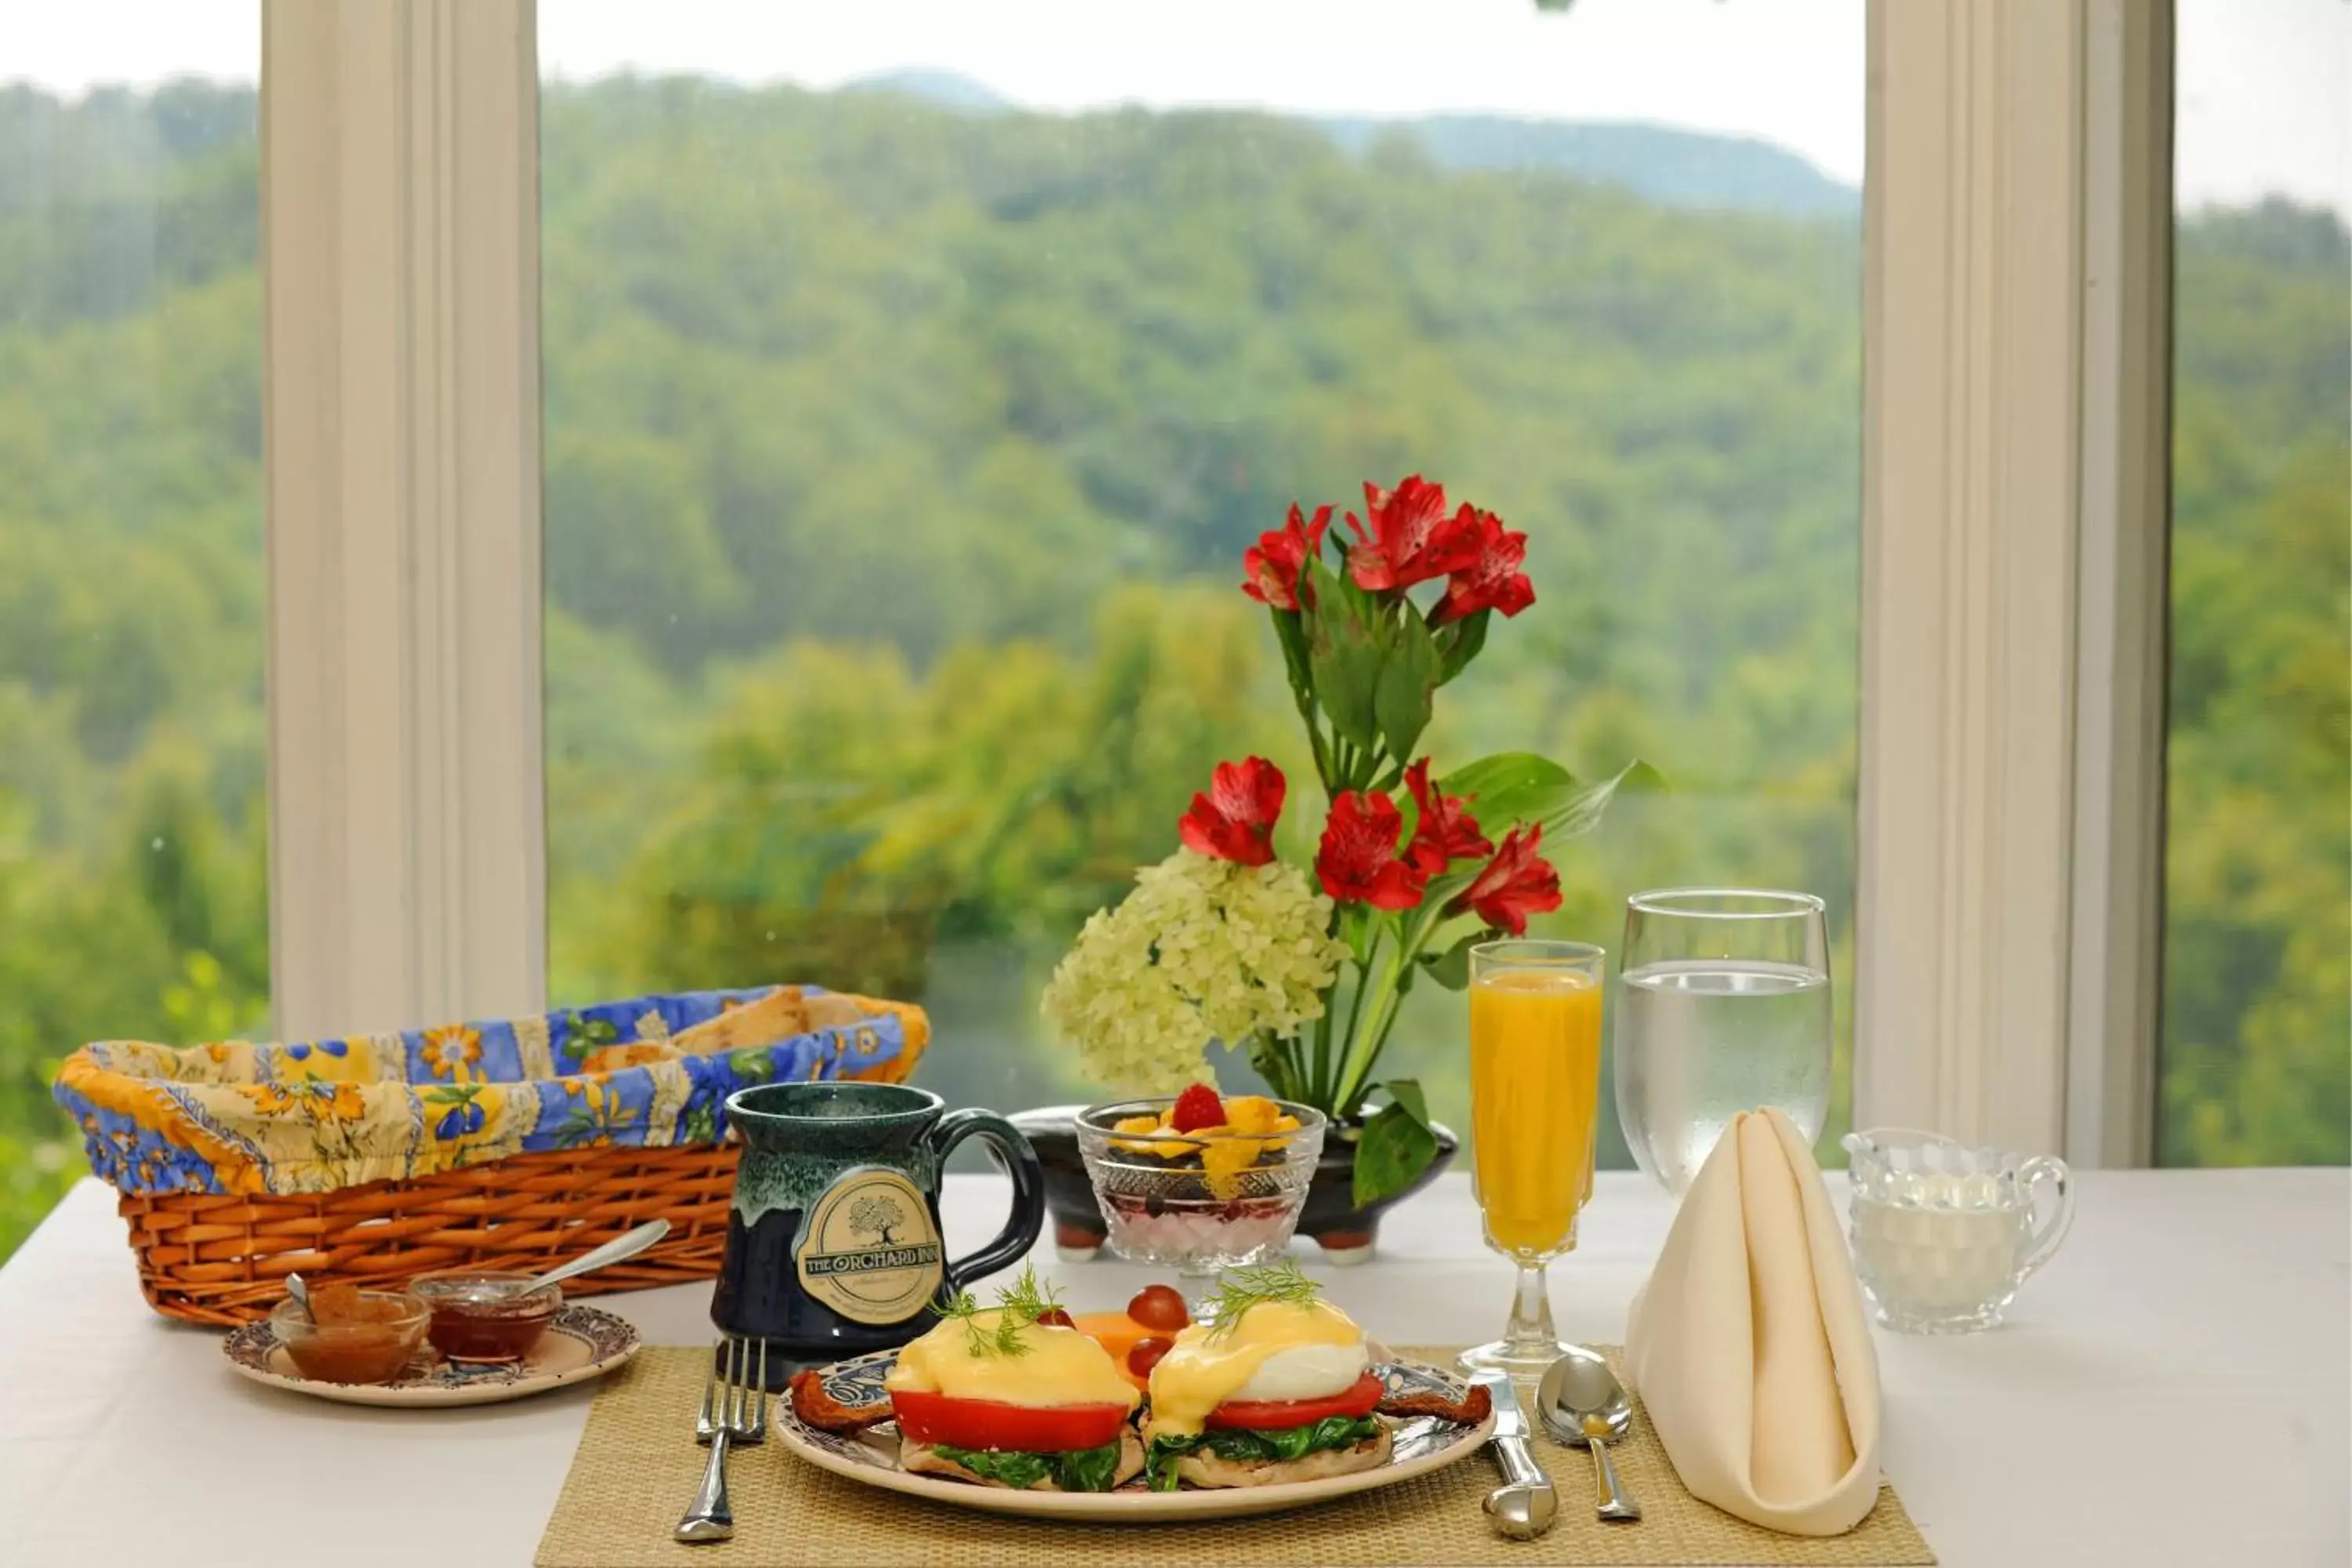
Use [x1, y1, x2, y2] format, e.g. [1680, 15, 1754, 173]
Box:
[535, 1345, 1933, 1567]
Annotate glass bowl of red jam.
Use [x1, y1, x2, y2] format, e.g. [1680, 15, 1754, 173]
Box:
[410, 1272, 562, 1364]
[272, 1286, 431, 1385]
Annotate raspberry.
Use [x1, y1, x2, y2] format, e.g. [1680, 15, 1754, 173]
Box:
[1168, 1083, 1227, 1133]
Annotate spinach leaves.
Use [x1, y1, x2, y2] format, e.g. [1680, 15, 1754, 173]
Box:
[1144, 1414, 1382, 1490]
[928, 1439, 1125, 1493]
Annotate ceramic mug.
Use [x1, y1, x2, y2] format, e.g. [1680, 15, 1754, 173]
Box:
[712, 1081, 1043, 1375]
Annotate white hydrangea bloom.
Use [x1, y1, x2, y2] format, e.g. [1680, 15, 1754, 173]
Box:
[1040, 850, 1348, 1094]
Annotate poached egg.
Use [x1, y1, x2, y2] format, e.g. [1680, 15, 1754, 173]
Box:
[1145, 1298, 1370, 1436]
[884, 1309, 1141, 1412]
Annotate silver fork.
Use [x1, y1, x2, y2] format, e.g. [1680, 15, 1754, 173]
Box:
[694, 1334, 771, 1445]
[677, 1336, 768, 1543]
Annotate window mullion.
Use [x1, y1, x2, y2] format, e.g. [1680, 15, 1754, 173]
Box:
[2065, 0, 2171, 1167]
[262, 0, 545, 1039]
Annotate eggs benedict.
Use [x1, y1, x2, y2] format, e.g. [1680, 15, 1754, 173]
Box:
[879, 1266, 1145, 1491]
[1142, 1261, 1391, 1490]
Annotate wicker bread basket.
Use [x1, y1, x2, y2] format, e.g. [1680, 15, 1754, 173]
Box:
[52, 985, 927, 1326]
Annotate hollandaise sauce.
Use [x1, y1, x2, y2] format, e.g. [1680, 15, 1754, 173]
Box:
[1145, 1299, 1367, 1436]
[886, 1310, 1140, 1413]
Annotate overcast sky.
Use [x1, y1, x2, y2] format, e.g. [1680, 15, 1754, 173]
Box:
[5, 0, 2344, 214]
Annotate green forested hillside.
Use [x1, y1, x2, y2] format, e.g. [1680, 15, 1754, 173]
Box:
[0, 78, 2342, 1261]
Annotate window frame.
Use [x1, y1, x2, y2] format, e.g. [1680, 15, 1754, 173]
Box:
[258, 0, 2175, 1163]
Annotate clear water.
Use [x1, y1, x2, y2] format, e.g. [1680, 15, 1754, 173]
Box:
[1614, 960, 1832, 1193]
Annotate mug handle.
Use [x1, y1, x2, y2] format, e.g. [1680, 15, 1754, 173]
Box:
[2016, 1153, 2074, 1279]
[928, 1109, 1045, 1298]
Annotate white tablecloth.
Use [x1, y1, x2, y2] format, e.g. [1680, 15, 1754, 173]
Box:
[0, 1170, 2344, 1566]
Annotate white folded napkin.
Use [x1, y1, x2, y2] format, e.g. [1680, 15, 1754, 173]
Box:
[1624, 1106, 1882, 1537]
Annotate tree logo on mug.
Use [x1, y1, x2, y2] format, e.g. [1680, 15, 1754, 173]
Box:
[797, 1168, 944, 1324]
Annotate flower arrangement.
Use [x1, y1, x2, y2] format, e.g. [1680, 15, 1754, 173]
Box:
[1043, 475, 1649, 1204]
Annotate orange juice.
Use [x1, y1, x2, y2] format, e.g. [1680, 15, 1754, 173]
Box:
[1469, 967, 1604, 1255]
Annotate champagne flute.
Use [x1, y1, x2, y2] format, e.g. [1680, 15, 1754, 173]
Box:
[1614, 888, 1833, 1196]
[1458, 939, 1606, 1381]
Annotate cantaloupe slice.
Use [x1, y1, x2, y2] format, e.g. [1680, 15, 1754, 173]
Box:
[1073, 1310, 1156, 1391]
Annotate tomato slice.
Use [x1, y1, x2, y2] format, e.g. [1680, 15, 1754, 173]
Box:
[1206, 1371, 1385, 1430]
[889, 1389, 1131, 1453]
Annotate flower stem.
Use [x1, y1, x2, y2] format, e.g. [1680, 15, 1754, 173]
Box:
[1309, 1000, 1333, 1109]
[1330, 909, 1446, 1113]
[1334, 937, 1377, 1109]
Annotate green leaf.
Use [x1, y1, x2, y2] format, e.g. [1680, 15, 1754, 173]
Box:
[1372, 608, 1440, 764]
[1436, 754, 1665, 844]
[1439, 752, 1574, 830]
[1353, 1094, 1441, 1206]
[1303, 556, 1383, 754]
[1380, 1077, 1432, 1127]
[1435, 607, 1490, 684]
[1417, 933, 1480, 990]
[1538, 758, 1666, 843]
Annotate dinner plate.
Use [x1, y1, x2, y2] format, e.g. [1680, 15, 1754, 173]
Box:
[221, 1304, 641, 1407]
[774, 1348, 1497, 1521]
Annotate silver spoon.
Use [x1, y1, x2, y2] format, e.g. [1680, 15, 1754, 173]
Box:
[1537, 1346, 1642, 1523]
[517, 1218, 671, 1296]
[283, 1272, 312, 1318]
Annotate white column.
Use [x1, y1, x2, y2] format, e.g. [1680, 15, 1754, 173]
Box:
[1856, 0, 2168, 1161]
[262, 0, 545, 1037]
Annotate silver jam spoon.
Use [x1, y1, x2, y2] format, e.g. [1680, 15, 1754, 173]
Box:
[519, 1218, 671, 1296]
[1537, 1346, 1642, 1523]
[283, 1220, 667, 1315]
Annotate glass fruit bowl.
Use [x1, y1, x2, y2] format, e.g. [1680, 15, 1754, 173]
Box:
[1075, 1095, 1326, 1312]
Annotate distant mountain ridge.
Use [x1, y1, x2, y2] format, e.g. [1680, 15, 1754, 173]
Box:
[841, 67, 1857, 220]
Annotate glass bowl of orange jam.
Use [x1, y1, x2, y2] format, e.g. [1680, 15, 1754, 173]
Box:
[271, 1286, 431, 1385]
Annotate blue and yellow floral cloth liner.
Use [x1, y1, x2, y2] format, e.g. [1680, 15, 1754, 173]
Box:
[53, 985, 929, 1198]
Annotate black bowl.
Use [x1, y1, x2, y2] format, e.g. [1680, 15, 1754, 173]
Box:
[1006, 1105, 1110, 1260]
[1297, 1119, 1460, 1265]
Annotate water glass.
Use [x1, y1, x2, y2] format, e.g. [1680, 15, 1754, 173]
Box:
[1614, 888, 1832, 1195]
[1458, 939, 1606, 1381]
[1842, 1127, 2074, 1333]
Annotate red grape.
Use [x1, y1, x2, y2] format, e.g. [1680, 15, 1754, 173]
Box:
[1127, 1336, 1174, 1376]
[1033, 1307, 1075, 1329]
[1127, 1284, 1189, 1332]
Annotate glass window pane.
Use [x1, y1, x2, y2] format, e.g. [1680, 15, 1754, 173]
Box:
[2162, 0, 2350, 1165]
[0, 5, 265, 1261]
[539, 0, 1863, 1170]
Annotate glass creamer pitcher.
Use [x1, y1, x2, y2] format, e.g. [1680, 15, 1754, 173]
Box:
[1842, 1128, 2074, 1334]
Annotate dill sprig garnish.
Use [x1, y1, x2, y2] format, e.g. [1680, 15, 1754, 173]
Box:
[1201, 1258, 1323, 1337]
[996, 1258, 1065, 1323]
[933, 1260, 1063, 1358]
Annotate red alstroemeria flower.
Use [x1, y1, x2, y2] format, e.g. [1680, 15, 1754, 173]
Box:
[1402, 757, 1493, 877]
[1179, 757, 1287, 867]
[1431, 506, 1536, 624]
[1241, 503, 1333, 612]
[1343, 475, 1482, 593]
[1316, 790, 1428, 911]
[1447, 823, 1563, 935]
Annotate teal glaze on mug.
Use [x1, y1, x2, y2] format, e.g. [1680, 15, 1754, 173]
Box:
[712, 1080, 1044, 1377]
